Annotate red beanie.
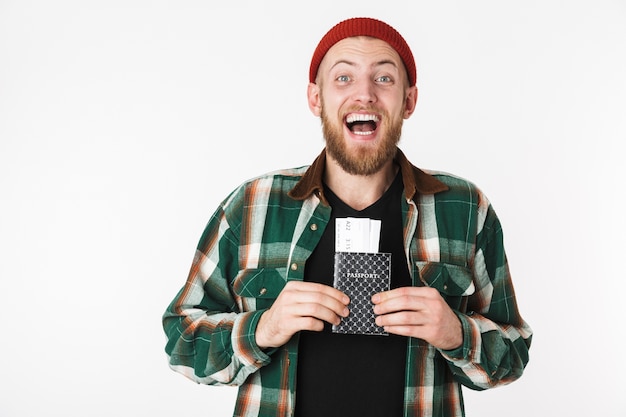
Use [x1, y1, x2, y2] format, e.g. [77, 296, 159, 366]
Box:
[309, 17, 416, 86]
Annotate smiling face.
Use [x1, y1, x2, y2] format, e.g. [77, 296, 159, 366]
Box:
[308, 36, 418, 176]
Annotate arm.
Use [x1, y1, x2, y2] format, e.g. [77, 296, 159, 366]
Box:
[439, 204, 533, 390]
[162, 203, 272, 386]
[374, 199, 532, 390]
[162, 189, 350, 385]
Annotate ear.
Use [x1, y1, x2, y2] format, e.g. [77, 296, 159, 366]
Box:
[307, 82, 322, 116]
[403, 86, 418, 119]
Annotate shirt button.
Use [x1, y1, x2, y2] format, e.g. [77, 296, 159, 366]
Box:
[291, 263, 298, 271]
[259, 288, 267, 296]
[443, 284, 448, 291]
[310, 223, 318, 231]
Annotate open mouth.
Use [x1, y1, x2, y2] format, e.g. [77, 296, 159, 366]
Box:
[345, 113, 380, 136]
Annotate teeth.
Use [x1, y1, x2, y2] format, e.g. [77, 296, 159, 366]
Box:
[353, 130, 374, 136]
[346, 113, 380, 124]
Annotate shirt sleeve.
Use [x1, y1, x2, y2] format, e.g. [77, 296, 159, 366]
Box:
[439, 201, 533, 390]
[161, 192, 273, 386]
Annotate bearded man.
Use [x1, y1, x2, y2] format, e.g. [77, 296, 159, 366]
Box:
[163, 17, 532, 417]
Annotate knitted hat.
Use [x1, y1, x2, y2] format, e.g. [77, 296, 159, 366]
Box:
[309, 17, 416, 86]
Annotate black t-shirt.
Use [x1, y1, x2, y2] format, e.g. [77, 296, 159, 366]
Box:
[294, 172, 412, 417]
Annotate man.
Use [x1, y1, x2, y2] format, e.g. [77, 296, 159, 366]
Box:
[163, 17, 532, 417]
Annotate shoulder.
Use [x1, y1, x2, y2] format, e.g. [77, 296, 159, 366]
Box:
[222, 165, 311, 208]
[419, 169, 493, 215]
[249, 165, 310, 183]
[424, 170, 482, 196]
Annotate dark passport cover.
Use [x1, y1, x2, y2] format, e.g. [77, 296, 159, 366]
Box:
[332, 252, 391, 336]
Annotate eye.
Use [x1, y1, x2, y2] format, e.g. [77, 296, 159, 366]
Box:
[376, 75, 392, 83]
[336, 75, 351, 83]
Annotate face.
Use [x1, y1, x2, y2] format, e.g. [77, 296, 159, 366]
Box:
[308, 36, 418, 176]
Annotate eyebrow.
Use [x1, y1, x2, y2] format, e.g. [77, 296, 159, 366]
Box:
[330, 59, 399, 71]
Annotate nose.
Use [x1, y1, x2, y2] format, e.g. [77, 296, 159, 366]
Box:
[351, 79, 377, 105]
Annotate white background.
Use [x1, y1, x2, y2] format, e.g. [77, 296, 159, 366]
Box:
[1, 1, 624, 416]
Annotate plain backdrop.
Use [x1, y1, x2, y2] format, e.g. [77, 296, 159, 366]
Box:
[1, 1, 624, 416]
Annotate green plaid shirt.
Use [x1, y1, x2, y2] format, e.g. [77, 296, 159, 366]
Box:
[163, 148, 532, 417]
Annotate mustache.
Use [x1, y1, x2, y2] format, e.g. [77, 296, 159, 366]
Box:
[319, 102, 384, 116]
[342, 106, 384, 115]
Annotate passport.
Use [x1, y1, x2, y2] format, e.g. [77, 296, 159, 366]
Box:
[332, 251, 391, 336]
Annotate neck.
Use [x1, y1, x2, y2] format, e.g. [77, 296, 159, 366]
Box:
[324, 155, 398, 211]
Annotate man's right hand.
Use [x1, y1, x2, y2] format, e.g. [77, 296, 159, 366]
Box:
[255, 281, 350, 349]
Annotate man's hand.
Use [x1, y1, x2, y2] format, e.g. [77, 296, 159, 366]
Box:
[372, 287, 463, 350]
[255, 281, 350, 349]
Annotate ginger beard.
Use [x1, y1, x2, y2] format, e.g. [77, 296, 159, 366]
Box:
[320, 96, 404, 176]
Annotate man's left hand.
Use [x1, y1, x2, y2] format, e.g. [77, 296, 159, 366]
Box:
[372, 287, 463, 350]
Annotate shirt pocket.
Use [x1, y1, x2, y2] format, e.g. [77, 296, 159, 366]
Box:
[232, 267, 288, 310]
[415, 261, 475, 312]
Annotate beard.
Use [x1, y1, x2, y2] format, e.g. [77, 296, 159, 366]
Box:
[321, 102, 403, 176]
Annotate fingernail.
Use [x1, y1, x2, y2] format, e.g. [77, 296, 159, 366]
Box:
[371, 294, 380, 303]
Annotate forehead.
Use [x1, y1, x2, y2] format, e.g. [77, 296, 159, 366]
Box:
[320, 36, 404, 72]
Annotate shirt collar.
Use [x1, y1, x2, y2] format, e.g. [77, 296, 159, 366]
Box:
[288, 148, 449, 205]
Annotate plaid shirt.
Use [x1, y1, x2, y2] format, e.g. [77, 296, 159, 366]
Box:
[163, 148, 532, 417]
